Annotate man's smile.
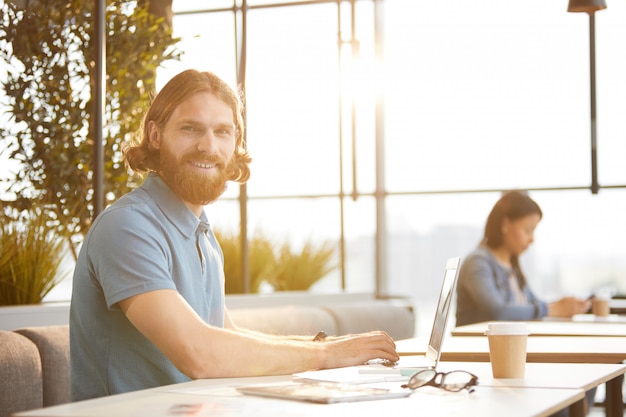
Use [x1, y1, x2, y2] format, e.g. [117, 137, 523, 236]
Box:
[190, 161, 218, 170]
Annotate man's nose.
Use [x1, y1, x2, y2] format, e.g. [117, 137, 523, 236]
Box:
[197, 132, 218, 154]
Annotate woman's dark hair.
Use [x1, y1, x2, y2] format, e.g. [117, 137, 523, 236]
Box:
[483, 190, 542, 287]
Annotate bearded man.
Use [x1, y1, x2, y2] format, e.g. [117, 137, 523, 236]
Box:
[70, 69, 398, 401]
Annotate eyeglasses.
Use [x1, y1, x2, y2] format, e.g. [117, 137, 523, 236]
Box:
[401, 369, 478, 393]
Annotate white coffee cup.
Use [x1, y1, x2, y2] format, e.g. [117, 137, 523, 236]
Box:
[485, 322, 530, 378]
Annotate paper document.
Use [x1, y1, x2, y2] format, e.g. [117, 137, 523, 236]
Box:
[292, 366, 400, 384]
[292, 364, 427, 384]
[237, 381, 411, 404]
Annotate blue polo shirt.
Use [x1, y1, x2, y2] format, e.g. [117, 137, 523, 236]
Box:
[70, 174, 225, 401]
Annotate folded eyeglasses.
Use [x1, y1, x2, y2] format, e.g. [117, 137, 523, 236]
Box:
[401, 369, 478, 393]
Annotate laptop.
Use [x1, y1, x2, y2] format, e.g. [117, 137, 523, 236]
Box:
[361, 256, 461, 373]
[291, 256, 462, 382]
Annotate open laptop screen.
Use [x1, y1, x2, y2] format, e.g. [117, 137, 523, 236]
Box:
[425, 256, 461, 364]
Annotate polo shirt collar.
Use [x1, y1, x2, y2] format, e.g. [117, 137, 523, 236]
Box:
[141, 173, 209, 239]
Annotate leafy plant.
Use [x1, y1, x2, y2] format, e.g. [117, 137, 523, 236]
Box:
[216, 229, 277, 294]
[215, 230, 338, 293]
[0, 1, 181, 258]
[0, 208, 72, 305]
[272, 240, 338, 291]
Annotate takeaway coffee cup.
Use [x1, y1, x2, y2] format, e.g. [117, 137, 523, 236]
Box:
[485, 322, 530, 378]
[592, 296, 610, 317]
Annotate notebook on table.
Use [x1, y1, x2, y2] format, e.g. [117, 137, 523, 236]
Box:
[292, 256, 462, 383]
[236, 381, 411, 404]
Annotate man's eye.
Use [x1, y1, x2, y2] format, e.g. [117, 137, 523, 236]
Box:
[216, 129, 234, 136]
[182, 126, 198, 132]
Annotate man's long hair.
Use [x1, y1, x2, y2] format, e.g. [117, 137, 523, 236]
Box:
[124, 69, 251, 183]
[482, 190, 542, 288]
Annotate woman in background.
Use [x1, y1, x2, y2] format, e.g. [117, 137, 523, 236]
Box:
[455, 190, 590, 327]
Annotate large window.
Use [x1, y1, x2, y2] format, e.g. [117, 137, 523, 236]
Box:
[43, 1, 626, 331]
[161, 0, 626, 292]
[384, 1, 626, 191]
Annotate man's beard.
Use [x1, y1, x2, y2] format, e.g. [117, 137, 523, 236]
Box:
[158, 149, 231, 206]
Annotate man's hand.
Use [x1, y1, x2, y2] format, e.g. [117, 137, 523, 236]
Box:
[318, 331, 399, 369]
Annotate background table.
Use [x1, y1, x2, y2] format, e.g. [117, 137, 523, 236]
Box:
[546, 313, 626, 323]
[452, 320, 626, 337]
[397, 335, 626, 363]
[609, 299, 626, 315]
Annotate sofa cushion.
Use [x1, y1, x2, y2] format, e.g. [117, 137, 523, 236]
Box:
[322, 301, 415, 340]
[0, 330, 43, 417]
[15, 325, 71, 407]
[229, 305, 338, 336]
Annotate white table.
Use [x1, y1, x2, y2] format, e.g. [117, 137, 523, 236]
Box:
[397, 336, 626, 417]
[547, 313, 626, 323]
[436, 361, 626, 417]
[434, 362, 626, 392]
[13, 373, 584, 417]
[452, 319, 626, 337]
[396, 335, 626, 363]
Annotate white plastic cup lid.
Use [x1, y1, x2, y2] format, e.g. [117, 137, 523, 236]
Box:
[594, 292, 611, 301]
[485, 322, 530, 335]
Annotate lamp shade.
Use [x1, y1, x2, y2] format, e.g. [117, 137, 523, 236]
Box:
[567, 0, 607, 13]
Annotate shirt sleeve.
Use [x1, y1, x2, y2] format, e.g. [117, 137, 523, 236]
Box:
[459, 253, 545, 321]
[525, 286, 549, 318]
[85, 203, 177, 310]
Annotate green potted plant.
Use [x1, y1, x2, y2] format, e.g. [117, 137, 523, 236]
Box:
[0, 1, 180, 310]
[0, 207, 72, 305]
[0, 1, 181, 259]
[216, 230, 277, 294]
[272, 240, 338, 291]
[215, 229, 338, 294]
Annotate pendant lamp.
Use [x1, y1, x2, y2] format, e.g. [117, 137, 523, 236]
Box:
[567, 0, 607, 194]
[567, 0, 606, 13]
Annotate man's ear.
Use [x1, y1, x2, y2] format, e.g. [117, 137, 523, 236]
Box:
[148, 121, 161, 149]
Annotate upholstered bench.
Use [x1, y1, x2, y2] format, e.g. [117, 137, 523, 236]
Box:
[0, 325, 70, 417]
[228, 300, 415, 340]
